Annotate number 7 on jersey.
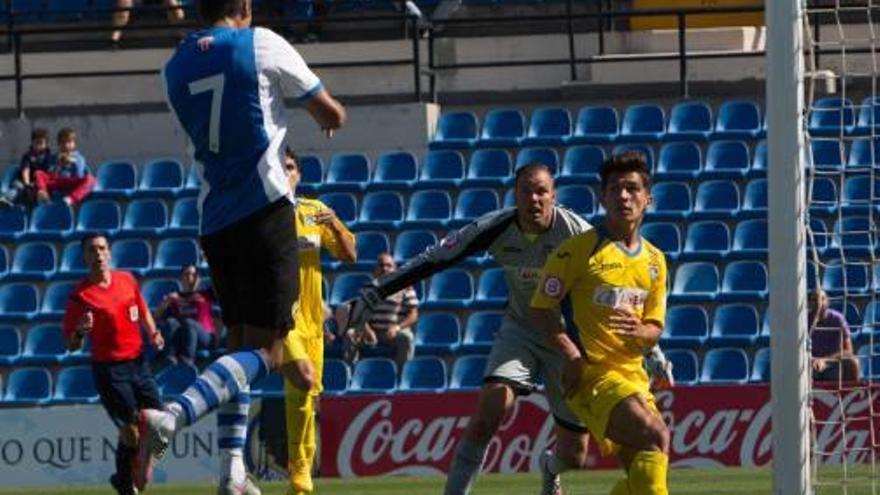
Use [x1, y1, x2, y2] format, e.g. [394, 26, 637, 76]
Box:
[188, 74, 225, 153]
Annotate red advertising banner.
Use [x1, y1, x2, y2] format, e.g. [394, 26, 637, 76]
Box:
[319, 384, 880, 477]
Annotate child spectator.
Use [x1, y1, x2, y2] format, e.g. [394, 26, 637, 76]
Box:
[35, 128, 95, 206]
[1, 128, 51, 207]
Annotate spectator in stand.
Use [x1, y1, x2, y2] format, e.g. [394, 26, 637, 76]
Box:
[341, 252, 418, 369]
[1, 128, 51, 208]
[111, 0, 186, 45]
[34, 128, 95, 206]
[810, 288, 860, 382]
[155, 264, 219, 365]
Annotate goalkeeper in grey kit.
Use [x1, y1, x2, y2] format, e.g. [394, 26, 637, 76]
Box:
[341, 162, 673, 495]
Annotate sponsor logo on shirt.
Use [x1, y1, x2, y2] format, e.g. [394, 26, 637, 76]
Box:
[297, 234, 321, 251]
[129, 305, 139, 322]
[592, 285, 647, 310]
[543, 276, 564, 298]
[518, 268, 542, 281]
[596, 262, 624, 272]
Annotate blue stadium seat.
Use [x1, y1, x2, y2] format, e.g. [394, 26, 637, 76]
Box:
[75, 200, 121, 236]
[28, 202, 73, 241]
[641, 222, 681, 261]
[352, 232, 390, 271]
[703, 140, 750, 179]
[91, 161, 137, 199]
[808, 177, 838, 216]
[358, 192, 404, 230]
[693, 180, 739, 220]
[157, 363, 198, 399]
[751, 140, 767, 177]
[647, 182, 691, 220]
[450, 355, 487, 390]
[135, 159, 184, 197]
[45, 0, 91, 21]
[167, 197, 199, 236]
[329, 272, 372, 305]
[0, 246, 7, 279]
[1, 165, 16, 191]
[297, 155, 323, 195]
[670, 262, 719, 303]
[847, 138, 880, 171]
[465, 149, 512, 188]
[52, 366, 99, 405]
[0, 206, 27, 241]
[570, 106, 619, 144]
[556, 184, 594, 219]
[809, 96, 856, 136]
[3, 367, 52, 406]
[349, 358, 397, 394]
[453, 189, 499, 228]
[515, 147, 559, 175]
[0, 326, 20, 365]
[663, 350, 699, 386]
[58, 242, 87, 279]
[830, 216, 875, 257]
[655, 142, 701, 180]
[38, 281, 75, 321]
[424, 269, 474, 309]
[418, 151, 465, 189]
[682, 221, 730, 261]
[524, 107, 571, 146]
[20, 324, 66, 365]
[393, 230, 437, 265]
[325, 153, 370, 193]
[713, 101, 762, 140]
[663, 305, 708, 346]
[318, 193, 357, 225]
[822, 260, 869, 296]
[322, 359, 350, 396]
[251, 373, 284, 398]
[182, 163, 202, 195]
[810, 139, 845, 171]
[612, 143, 655, 170]
[474, 268, 508, 310]
[9, 242, 56, 281]
[111, 239, 152, 276]
[369, 152, 417, 191]
[141, 278, 181, 310]
[748, 347, 771, 383]
[400, 356, 448, 392]
[559, 145, 604, 185]
[414, 313, 460, 355]
[855, 96, 880, 136]
[460, 311, 501, 354]
[479, 109, 525, 147]
[730, 219, 768, 259]
[720, 261, 768, 302]
[152, 238, 199, 276]
[740, 179, 767, 219]
[710, 303, 760, 347]
[0, 283, 39, 321]
[121, 199, 167, 238]
[842, 175, 880, 215]
[431, 112, 478, 149]
[700, 348, 750, 384]
[405, 190, 452, 229]
[859, 344, 880, 379]
[503, 189, 515, 208]
[666, 101, 712, 141]
[619, 104, 665, 142]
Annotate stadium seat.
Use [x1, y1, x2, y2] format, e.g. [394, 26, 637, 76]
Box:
[703, 140, 750, 179]
[329, 272, 372, 306]
[740, 179, 767, 219]
[91, 161, 137, 199]
[641, 223, 681, 261]
[720, 261, 768, 302]
[45, 0, 91, 21]
[751, 140, 767, 177]
[556, 184, 594, 219]
[619, 104, 665, 142]
[418, 151, 465, 189]
[666, 101, 712, 141]
[424, 269, 474, 309]
[503, 189, 515, 208]
[846, 137, 880, 169]
[323, 359, 350, 395]
[349, 358, 398, 394]
[20, 324, 66, 365]
[167, 197, 199, 236]
[700, 348, 750, 384]
[559, 145, 604, 185]
[810, 139, 846, 171]
[730, 219, 768, 259]
[400, 356, 448, 392]
[141, 278, 181, 310]
[1, 165, 16, 191]
[156, 363, 198, 399]
[353, 232, 390, 271]
[135, 159, 184, 197]
[414, 313, 460, 355]
[670, 262, 719, 303]
[52, 366, 99, 405]
[808, 177, 838, 216]
[75, 200, 122, 236]
[0, 246, 7, 279]
[405, 190, 452, 229]
[0, 206, 27, 241]
[297, 155, 323, 194]
[830, 216, 875, 257]
[38, 281, 75, 321]
[464, 149, 513, 188]
[111, 239, 152, 276]
[453, 189, 499, 228]
[58, 241, 87, 279]
[842, 175, 880, 215]
[570, 105, 619, 144]
[152, 238, 199, 276]
[120, 199, 168, 238]
[251, 373, 284, 398]
[655, 142, 702, 180]
[0, 326, 20, 365]
[324, 153, 370, 193]
[450, 355, 487, 390]
[318, 193, 357, 225]
[515, 147, 559, 175]
[523, 107, 571, 146]
[28, 201, 73, 241]
[460, 312, 502, 354]
[430, 111, 479, 149]
[664, 349, 699, 386]
[809, 96, 856, 136]
[647, 182, 691, 220]
[710, 303, 760, 347]
[358, 192, 403, 230]
[3, 367, 52, 406]
[822, 260, 869, 296]
[748, 347, 771, 383]
[182, 163, 201, 195]
[682, 221, 730, 261]
[9, 242, 56, 281]
[369, 152, 417, 191]
[663, 305, 709, 347]
[855, 96, 880, 136]
[474, 268, 508, 310]
[713, 101, 762, 140]
[0, 283, 39, 321]
[393, 230, 437, 265]
[478, 109, 525, 147]
[693, 180, 739, 220]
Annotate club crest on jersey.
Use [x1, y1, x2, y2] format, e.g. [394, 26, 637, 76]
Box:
[649, 265, 660, 281]
[129, 305, 139, 322]
[543, 276, 564, 298]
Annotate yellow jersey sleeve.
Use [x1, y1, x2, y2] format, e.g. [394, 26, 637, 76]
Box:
[315, 200, 355, 261]
[641, 245, 668, 329]
[530, 235, 588, 310]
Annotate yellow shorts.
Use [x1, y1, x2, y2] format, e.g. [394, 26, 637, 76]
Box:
[565, 364, 658, 457]
[283, 328, 324, 395]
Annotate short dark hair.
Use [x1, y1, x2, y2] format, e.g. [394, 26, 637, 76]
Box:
[181, 264, 199, 274]
[31, 128, 48, 141]
[600, 151, 652, 191]
[80, 232, 108, 249]
[284, 146, 299, 163]
[514, 162, 554, 187]
[198, 0, 247, 23]
[57, 127, 76, 143]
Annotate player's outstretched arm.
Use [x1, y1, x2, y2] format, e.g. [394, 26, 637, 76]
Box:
[305, 91, 346, 136]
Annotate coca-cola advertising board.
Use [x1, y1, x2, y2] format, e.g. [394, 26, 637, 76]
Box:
[320, 385, 880, 477]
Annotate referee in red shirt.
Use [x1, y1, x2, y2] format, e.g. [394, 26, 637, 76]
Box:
[63, 233, 165, 495]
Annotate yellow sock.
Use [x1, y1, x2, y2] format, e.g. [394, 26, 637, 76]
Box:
[285, 382, 315, 493]
[610, 478, 630, 495]
[627, 451, 668, 495]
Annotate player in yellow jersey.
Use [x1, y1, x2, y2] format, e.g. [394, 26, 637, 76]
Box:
[530, 151, 669, 495]
[280, 148, 356, 495]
